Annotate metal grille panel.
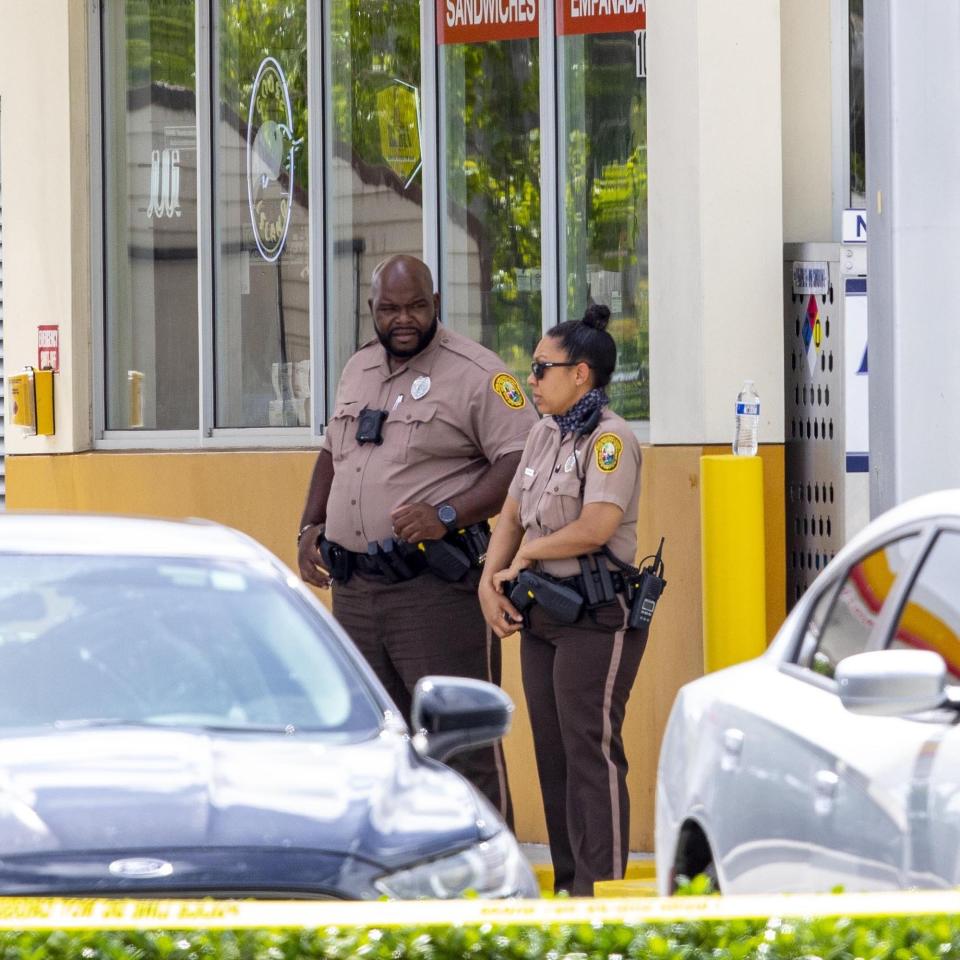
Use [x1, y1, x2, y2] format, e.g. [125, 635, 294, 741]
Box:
[784, 243, 846, 606]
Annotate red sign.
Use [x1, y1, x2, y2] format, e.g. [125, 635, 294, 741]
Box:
[437, 0, 539, 45]
[38, 325, 60, 373]
[556, 0, 645, 36]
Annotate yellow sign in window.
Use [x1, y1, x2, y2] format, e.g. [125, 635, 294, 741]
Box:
[376, 81, 421, 184]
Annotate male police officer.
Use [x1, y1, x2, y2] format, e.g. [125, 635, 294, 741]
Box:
[297, 254, 537, 822]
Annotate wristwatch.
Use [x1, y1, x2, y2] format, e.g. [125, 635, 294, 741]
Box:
[436, 504, 458, 532]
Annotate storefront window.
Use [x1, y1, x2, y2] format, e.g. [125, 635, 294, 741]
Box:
[559, 27, 648, 421]
[439, 36, 541, 387]
[103, 0, 199, 430]
[215, 0, 310, 428]
[325, 0, 423, 395]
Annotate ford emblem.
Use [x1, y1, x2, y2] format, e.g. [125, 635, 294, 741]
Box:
[108, 858, 174, 879]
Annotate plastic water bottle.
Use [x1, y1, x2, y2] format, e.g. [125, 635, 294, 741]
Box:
[732, 380, 760, 456]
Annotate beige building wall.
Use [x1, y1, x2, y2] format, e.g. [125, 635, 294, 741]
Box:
[780, 0, 836, 242]
[648, 0, 785, 447]
[0, 0, 92, 454]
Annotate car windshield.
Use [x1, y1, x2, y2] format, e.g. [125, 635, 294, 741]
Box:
[0, 555, 383, 738]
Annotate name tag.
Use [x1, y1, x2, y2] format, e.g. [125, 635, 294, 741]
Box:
[524, 467, 536, 477]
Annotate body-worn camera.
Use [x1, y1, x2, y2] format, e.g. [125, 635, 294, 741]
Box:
[356, 407, 388, 445]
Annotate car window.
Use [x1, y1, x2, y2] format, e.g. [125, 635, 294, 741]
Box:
[794, 579, 839, 665]
[807, 535, 919, 679]
[889, 530, 960, 682]
[0, 555, 383, 737]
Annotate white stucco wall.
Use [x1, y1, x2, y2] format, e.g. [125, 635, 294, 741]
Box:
[0, 0, 92, 454]
[648, 0, 785, 445]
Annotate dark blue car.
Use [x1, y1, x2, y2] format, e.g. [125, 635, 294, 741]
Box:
[0, 514, 537, 899]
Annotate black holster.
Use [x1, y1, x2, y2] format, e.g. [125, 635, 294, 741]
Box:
[319, 536, 354, 583]
[507, 570, 584, 624]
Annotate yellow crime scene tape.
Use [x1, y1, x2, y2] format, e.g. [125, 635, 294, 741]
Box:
[0, 891, 958, 930]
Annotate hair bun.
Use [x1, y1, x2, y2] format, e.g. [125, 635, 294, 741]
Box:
[582, 303, 611, 332]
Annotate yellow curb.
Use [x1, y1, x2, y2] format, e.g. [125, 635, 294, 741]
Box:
[534, 859, 656, 894]
[594, 878, 659, 898]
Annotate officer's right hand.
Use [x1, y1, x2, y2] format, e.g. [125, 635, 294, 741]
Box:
[479, 577, 523, 639]
[298, 527, 332, 589]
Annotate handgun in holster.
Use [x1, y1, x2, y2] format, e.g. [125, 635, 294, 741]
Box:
[418, 538, 472, 582]
[319, 536, 354, 583]
[627, 537, 667, 637]
[508, 570, 584, 625]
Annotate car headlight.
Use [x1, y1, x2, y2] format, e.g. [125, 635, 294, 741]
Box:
[374, 829, 537, 899]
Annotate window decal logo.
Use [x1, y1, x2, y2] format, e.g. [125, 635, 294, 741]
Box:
[246, 57, 302, 263]
[148, 149, 181, 219]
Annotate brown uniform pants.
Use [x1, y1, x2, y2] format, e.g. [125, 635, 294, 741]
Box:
[332, 569, 513, 827]
[522, 597, 646, 895]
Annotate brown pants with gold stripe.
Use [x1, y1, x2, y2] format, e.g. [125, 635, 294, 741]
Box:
[522, 598, 646, 895]
[332, 568, 513, 828]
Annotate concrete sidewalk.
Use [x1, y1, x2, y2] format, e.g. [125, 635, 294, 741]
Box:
[521, 844, 657, 896]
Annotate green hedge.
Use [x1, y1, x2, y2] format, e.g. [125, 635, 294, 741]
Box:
[4, 915, 960, 960]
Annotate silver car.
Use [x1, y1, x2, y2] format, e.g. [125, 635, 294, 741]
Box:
[656, 489, 960, 895]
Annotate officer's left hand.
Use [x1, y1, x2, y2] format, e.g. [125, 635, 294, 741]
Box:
[492, 553, 532, 589]
[391, 502, 447, 542]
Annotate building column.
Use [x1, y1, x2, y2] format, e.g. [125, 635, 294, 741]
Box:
[0, 0, 92, 455]
[648, 0, 784, 447]
[865, 0, 960, 513]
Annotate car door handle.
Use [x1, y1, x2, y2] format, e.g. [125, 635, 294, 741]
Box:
[813, 769, 838, 815]
[815, 769, 838, 797]
[721, 728, 744, 771]
[723, 728, 744, 754]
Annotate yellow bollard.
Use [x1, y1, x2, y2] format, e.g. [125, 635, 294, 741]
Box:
[700, 454, 766, 672]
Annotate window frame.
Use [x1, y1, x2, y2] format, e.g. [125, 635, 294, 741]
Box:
[93, 0, 651, 449]
[884, 523, 960, 665]
[784, 523, 936, 689]
[92, 0, 327, 450]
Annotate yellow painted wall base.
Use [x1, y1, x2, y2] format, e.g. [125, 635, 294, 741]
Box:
[6, 443, 785, 850]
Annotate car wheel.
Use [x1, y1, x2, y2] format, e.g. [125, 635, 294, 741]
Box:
[672, 821, 721, 894]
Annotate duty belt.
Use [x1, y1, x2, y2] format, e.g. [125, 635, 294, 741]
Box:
[322, 522, 490, 585]
[508, 543, 668, 639]
[552, 569, 630, 603]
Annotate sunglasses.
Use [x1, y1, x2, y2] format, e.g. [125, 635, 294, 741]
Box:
[530, 360, 583, 380]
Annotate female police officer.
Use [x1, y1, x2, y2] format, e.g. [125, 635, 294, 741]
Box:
[479, 304, 644, 896]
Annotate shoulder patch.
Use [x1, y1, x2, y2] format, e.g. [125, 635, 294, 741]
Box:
[595, 433, 623, 473]
[492, 373, 527, 409]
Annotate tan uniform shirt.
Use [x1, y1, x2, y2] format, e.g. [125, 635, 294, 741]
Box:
[508, 407, 642, 578]
[323, 327, 538, 552]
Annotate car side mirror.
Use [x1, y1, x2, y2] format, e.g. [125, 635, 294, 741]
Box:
[836, 649, 947, 716]
[411, 676, 513, 763]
